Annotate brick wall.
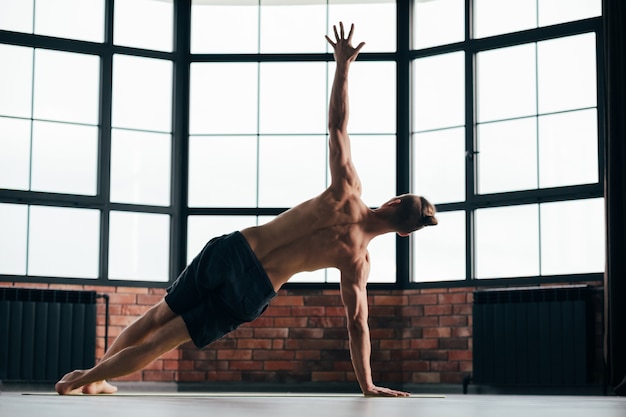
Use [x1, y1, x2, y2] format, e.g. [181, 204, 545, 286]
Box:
[0, 281, 604, 389]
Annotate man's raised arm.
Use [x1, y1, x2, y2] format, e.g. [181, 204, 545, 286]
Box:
[325, 22, 365, 191]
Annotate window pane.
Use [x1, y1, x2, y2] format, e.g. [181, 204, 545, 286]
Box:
[350, 135, 395, 207]
[110, 129, 172, 206]
[538, 33, 597, 114]
[539, 109, 598, 188]
[112, 54, 172, 132]
[108, 211, 170, 282]
[259, 62, 326, 134]
[413, 128, 465, 205]
[35, 0, 105, 42]
[114, 0, 173, 52]
[477, 117, 538, 194]
[0, 116, 30, 190]
[189, 63, 258, 135]
[0, 44, 33, 118]
[31, 121, 98, 195]
[413, 52, 464, 131]
[28, 205, 100, 278]
[367, 233, 396, 283]
[339, 61, 396, 134]
[191, 0, 258, 54]
[34, 49, 100, 125]
[0, 0, 33, 32]
[476, 204, 539, 279]
[329, 0, 396, 53]
[477, 43, 536, 122]
[473, 0, 536, 39]
[258, 136, 326, 207]
[188, 136, 258, 208]
[0, 203, 28, 275]
[186, 216, 257, 264]
[260, 0, 326, 53]
[413, 0, 464, 49]
[539, 0, 601, 27]
[413, 210, 465, 282]
[540, 198, 604, 275]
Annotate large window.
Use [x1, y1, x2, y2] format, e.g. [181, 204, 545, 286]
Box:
[411, 0, 604, 283]
[0, 0, 603, 287]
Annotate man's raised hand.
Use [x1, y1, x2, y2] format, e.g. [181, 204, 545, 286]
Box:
[325, 22, 365, 65]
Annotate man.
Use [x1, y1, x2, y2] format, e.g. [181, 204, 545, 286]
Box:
[55, 22, 437, 397]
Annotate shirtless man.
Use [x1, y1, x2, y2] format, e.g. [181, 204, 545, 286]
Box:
[55, 22, 437, 397]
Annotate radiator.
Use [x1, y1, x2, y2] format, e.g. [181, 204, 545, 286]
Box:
[0, 288, 97, 382]
[472, 285, 592, 387]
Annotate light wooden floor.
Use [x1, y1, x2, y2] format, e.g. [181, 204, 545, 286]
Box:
[2, 392, 625, 417]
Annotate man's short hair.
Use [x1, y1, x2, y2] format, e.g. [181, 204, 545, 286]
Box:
[391, 194, 438, 234]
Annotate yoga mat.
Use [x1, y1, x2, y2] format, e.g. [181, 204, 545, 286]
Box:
[23, 392, 445, 398]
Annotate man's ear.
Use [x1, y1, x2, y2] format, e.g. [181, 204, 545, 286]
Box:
[384, 198, 402, 207]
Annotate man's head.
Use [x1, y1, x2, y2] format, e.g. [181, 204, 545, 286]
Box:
[380, 194, 438, 236]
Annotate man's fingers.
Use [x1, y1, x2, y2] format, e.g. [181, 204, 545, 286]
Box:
[355, 41, 366, 54]
[339, 21, 345, 39]
[333, 24, 340, 42]
[325, 35, 335, 47]
[347, 23, 355, 43]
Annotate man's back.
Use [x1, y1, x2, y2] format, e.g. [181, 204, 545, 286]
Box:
[241, 186, 371, 291]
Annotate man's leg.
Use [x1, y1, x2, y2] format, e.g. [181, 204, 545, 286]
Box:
[55, 300, 192, 394]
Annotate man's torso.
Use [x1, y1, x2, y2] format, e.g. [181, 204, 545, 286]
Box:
[241, 188, 372, 291]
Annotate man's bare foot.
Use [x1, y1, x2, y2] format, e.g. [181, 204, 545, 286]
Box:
[82, 380, 118, 395]
[55, 370, 86, 395]
[56, 370, 118, 395]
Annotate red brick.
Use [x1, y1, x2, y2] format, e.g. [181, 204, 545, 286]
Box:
[452, 327, 471, 338]
[291, 306, 326, 316]
[296, 350, 321, 360]
[374, 295, 408, 306]
[264, 361, 295, 371]
[448, 350, 473, 361]
[380, 339, 410, 350]
[424, 304, 453, 316]
[227, 360, 263, 371]
[410, 338, 439, 350]
[411, 316, 439, 327]
[423, 327, 451, 339]
[217, 349, 252, 360]
[420, 288, 447, 295]
[108, 293, 137, 304]
[136, 294, 163, 305]
[263, 306, 291, 316]
[274, 317, 308, 327]
[409, 294, 438, 305]
[237, 338, 272, 349]
[308, 316, 345, 328]
[431, 361, 459, 372]
[439, 315, 468, 327]
[325, 307, 346, 316]
[438, 293, 467, 305]
[253, 328, 289, 339]
[253, 350, 294, 360]
[273, 295, 304, 306]
[304, 295, 341, 306]
[289, 328, 324, 339]
[453, 304, 472, 315]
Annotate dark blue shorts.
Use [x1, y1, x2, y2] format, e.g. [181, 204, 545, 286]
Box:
[165, 231, 277, 349]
